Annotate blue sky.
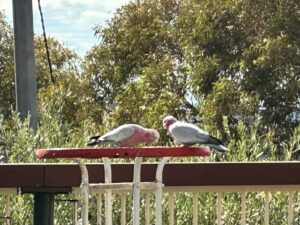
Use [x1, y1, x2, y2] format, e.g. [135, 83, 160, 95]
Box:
[0, 0, 130, 56]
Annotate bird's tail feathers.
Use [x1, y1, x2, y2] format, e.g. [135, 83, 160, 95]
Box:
[87, 136, 114, 146]
[208, 144, 228, 153]
[208, 135, 223, 146]
[87, 141, 98, 147]
[89, 135, 100, 141]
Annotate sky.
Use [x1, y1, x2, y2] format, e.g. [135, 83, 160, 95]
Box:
[0, 0, 131, 56]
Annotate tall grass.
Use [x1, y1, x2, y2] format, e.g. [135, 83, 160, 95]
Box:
[0, 109, 299, 224]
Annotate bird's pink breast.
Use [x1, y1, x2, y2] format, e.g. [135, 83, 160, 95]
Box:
[119, 128, 147, 147]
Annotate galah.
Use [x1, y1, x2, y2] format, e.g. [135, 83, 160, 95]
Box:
[88, 124, 160, 147]
[163, 115, 228, 152]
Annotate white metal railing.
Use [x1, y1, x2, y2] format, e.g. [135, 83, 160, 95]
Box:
[71, 156, 300, 225]
[0, 176, 298, 224]
[34, 148, 300, 224]
[74, 156, 172, 225]
[72, 185, 300, 225]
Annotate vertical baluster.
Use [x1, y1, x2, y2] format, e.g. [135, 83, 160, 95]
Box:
[241, 192, 246, 225]
[288, 191, 294, 225]
[103, 158, 112, 225]
[5, 195, 11, 225]
[264, 191, 270, 225]
[145, 193, 151, 225]
[74, 195, 78, 225]
[133, 157, 143, 225]
[105, 191, 112, 225]
[217, 192, 222, 225]
[97, 194, 102, 225]
[155, 157, 170, 225]
[76, 159, 89, 225]
[168, 192, 175, 225]
[121, 193, 126, 225]
[193, 192, 198, 225]
[155, 185, 163, 225]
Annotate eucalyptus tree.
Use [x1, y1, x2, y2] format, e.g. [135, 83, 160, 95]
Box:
[181, 0, 300, 138]
[0, 11, 15, 118]
[84, 0, 300, 142]
[82, 0, 194, 139]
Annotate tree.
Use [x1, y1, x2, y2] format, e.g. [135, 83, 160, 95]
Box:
[180, 0, 300, 137]
[0, 11, 15, 118]
[237, 0, 300, 136]
[83, 0, 300, 143]
[34, 36, 79, 88]
[82, 0, 198, 141]
[0, 14, 99, 126]
[35, 36, 102, 126]
[1, 3, 300, 224]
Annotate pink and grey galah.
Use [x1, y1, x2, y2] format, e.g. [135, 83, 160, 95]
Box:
[163, 115, 228, 152]
[88, 124, 160, 147]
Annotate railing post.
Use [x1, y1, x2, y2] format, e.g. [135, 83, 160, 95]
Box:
[5, 195, 12, 225]
[97, 194, 102, 225]
[103, 158, 112, 225]
[74, 195, 79, 225]
[34, 193, 54, 225]
[145, 193, 151, 225]
[241, 192, 247, 225]
[264, 191, 270, 225]
[155, 157, 170, 225]
[76, 159, 89, 225]
[133, 157, 143, 225]
[121, 193, 126, 225]
[216, 192, 222, 225]
[168, 192, 175, 225]
[288, 191, 294, 225]
[192, 192, 198, 225]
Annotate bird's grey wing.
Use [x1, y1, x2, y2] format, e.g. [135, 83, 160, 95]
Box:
[170, 123, 209, 144]
[100, 125, 135, 143]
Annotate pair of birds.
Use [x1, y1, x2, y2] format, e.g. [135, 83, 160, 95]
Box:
[88, 115, 228, 152]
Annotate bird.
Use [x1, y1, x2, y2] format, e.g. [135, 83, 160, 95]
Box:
[162, 115, 228, 152]
[87, 124, 160, 147]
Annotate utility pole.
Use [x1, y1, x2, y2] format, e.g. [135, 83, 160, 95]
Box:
[12, 1, 53, 225]
[12, 0, 38, 130]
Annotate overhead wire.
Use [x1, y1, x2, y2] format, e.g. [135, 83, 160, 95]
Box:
[37, 0, 55, 84]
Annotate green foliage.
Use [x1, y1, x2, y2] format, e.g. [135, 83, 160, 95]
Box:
[0, 112, 299, 223]
[82, 0, 196, 132]
[180, 0, 300, 135]
[38, 72, 102, 128]
[0, 11, 14, 118]
[1, 113, 37, 163]
[0, 0, 300, 224]
[241, 34, 300, 133]
[79, 0, 300, 146]
[0, 13, 101, 125]
[11, 195, 34, 224]
[201, 78, 258, 137]
[54, 195, 78, 225]
[35, 36, 103, 126]
[34, 36, 79, 88]
[9, 114, 300, 222]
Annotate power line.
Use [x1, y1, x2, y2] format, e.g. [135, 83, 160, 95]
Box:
[37, 0, 55, 84]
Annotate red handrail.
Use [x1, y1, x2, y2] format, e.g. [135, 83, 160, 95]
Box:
[36, 147, 210, 159]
